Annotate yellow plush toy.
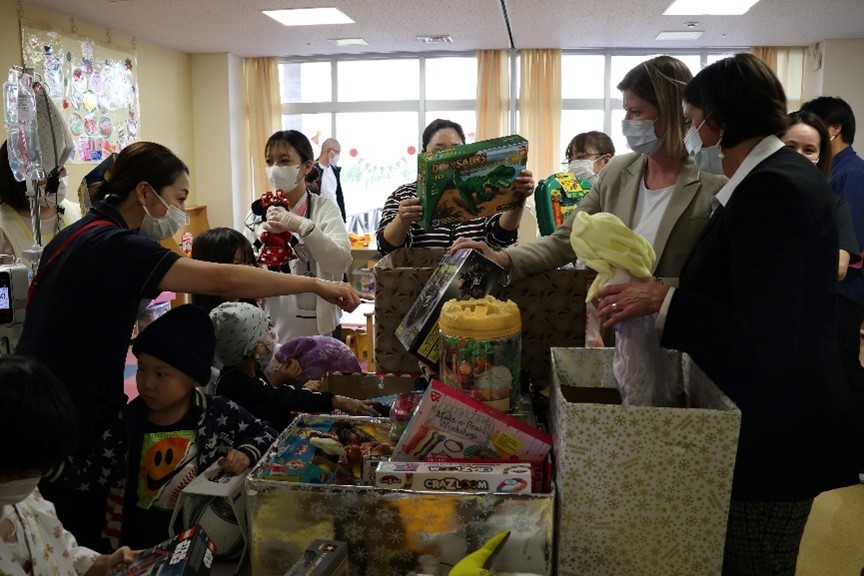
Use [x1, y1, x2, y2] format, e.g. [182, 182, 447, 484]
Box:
[449, 530, 510, 576]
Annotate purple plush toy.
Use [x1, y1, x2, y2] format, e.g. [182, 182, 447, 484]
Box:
[272, 335, 362, 381]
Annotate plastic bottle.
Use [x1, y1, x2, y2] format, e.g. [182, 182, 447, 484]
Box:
[3, 70, 43, 182]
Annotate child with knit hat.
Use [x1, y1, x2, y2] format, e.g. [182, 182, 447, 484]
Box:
[45, 305, 276, 551]
[210, 301, 378, 431]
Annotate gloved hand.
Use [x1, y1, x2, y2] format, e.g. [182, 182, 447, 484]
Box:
[263, 205, 315, 237]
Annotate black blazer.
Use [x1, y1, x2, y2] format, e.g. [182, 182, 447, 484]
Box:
[663, 146, 859, 501]
[311, 162, 346, 221]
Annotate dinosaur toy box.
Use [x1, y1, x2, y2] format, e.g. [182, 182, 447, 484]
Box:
[417, 135, 529, 230]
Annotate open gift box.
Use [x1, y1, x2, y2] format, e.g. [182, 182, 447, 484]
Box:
[550, 347, 741, 576]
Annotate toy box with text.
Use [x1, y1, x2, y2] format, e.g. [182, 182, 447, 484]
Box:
[374, 461, 532, 493]
[284, 539, 349, 576]
[107, 525, 214, 576]
[417, 135, 529, 229]
[395, 248, 502, 365]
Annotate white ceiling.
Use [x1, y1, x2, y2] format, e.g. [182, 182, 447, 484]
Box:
[25, 0, 864, 58]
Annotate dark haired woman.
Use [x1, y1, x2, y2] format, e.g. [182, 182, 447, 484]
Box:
[596, 53, 859, 575]
[375, 118, 535, 255]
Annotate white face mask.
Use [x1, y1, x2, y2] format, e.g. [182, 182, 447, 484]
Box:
[42, 175, 67, 207]
[140, 186, 188, 241]
[267, 164, 301, 192]
[622, 118, 663, 156]
[330, 152, 340, 167]
[0, 477, 40, 507]
[684, 121, 725, 175]
[567, 159, 596, 180]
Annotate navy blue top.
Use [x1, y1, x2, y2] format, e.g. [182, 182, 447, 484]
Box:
[17, 201, 180, 450]
[830, 146, 864, 306]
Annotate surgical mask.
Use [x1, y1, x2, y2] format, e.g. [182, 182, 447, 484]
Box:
[140, 186, 188, 241]
[330, 152, 340, 167]
[567, 159, 596, 180]
[267, 164, 301, 192]
[43, 175, 67, 206]
[0, 477, 40, 507]
[622, 118, 663, 156]
[684, 121, 725, 175]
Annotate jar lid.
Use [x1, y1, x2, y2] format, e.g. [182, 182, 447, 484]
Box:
[439, 295, 521, 337]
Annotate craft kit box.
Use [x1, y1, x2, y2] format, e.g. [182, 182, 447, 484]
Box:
[417, 134, 529, 229]
[375, 247, 586, 386]
[108, 525, 215, 576]
[395, 248, 503, 366]
[374, 461, 532, 493]
[246, 414, 554, 576]
[549, 347, 741, 576]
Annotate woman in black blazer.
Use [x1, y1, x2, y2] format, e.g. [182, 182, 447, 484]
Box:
[595, 53, 859, 576]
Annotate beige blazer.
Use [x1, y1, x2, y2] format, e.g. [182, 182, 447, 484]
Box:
[508, 152, 727, 284]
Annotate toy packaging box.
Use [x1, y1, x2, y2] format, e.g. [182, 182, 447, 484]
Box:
[374, 461, 532, 493]
[417, 134, 529, 230]
[107, 525, 215, 576]
[283, 540, 349, 576]
[395, 248, 503, 365]
[392, 380, 553, 463]
[534, 171, 591, 236]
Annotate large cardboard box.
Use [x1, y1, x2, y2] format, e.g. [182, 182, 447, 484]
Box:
[374, 248, 586, 386]
[549, 348, 741, 576]
[247, 414, 554, 576]
[417, 135, 529, 230]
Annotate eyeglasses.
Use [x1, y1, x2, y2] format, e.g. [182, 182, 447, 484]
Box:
[562, 153, 605, 165]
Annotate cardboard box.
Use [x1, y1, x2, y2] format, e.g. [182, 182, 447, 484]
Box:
[549, 347, 741, 576]
[284, 540, 350, 576]
[247, 414, 554, 576]
[317, 372, 418, 401]
[374, 461, 532, 493]
[374, 248, 587, 386]
[169, 461, 249, 564]
[395, 248, 502, 365]
[417, 135, 529, 229]
[392, 380, 552, 463]
[108, 525, 215, 576]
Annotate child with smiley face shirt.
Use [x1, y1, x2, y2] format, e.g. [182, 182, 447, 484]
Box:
[45, 305, 276, 550]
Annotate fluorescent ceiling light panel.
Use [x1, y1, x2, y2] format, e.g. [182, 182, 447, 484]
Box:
[416, 35, 454, 43]
[263, 8, 355, 26]
[656, 31, 704, 40]
[330, 38, 368, 46]
[663, 0, 759, 15]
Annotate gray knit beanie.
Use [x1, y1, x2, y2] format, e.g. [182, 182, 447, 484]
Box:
[209, 302, 270, 366]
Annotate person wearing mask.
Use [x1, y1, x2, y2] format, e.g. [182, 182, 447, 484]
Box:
[597, 53, 859, 576]
[376, 118, 535, 255]
[15, 141, 359, 549]
[0, 141, 81, 258]
[563, 130, 615, 185]
[309, 138, 346, 221]
[453, 56, 726, 287]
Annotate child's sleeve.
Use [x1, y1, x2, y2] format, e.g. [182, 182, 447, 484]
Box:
[225, 400, 277, 466]
[45, 410, 127, 491]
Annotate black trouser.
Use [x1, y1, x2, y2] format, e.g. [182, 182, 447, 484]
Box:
[837, 295, 864, 470]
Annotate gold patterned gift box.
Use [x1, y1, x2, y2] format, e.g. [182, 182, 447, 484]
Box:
[549, 348, 741, 576]
[246, 414, 555, 576]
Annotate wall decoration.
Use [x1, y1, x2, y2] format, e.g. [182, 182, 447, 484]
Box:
[21, 21, 139, 163]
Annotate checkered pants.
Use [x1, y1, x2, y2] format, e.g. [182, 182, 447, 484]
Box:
[722, 498, 814, 576]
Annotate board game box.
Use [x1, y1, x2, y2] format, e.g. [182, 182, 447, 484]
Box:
[417, 134, 529, 230]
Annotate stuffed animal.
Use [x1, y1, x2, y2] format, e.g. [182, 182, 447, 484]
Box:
[272, 335, 362, 382]
[449, 530, 510, 576]
[255, 189, 296, 268]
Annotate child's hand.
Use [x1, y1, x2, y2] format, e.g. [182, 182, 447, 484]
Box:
[218, 449, 251, 475]
[269, 359, 302, 387]
[108, 547, 137, 569]
[302, 379, 320, 391]
[332, 395, 380, 416]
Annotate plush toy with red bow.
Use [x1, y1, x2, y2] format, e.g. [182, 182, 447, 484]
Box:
[255, 189, 296, 268]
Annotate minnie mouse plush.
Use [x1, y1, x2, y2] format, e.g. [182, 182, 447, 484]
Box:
[253, 189, 296, 269]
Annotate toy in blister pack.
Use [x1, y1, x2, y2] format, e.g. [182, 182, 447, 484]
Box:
[533, 171, 591, 236]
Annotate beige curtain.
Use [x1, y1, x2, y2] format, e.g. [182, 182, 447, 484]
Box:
[476, 50, 510, 140]
[751, 46, 806, 111]
[243, 57, 281, 206]
[518, 49, 561, 180]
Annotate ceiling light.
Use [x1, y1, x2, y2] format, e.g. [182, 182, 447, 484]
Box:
[663, 0, 760, 15]
[330, 38, 369, 46]
[656, 31, 704, 40]
[263, 8, 355, 26]
[416, 35, 454, 44]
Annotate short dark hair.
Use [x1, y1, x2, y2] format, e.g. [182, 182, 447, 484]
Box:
[421, 119, 466, 152]
[684, 53, 788, 149]
[565, 131, 616, 162]
[800, 96, 856, 145]
[0, 356, 77, 475]
[92, 141, 189, 204]
[191, 227, 257, 312]
[787, 110, 833, 179]
[0, 140, 31, 211]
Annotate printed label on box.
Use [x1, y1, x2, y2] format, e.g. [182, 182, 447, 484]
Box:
[375, 461, 532, 493]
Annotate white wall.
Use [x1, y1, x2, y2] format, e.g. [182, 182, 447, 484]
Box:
[802, 39, 864, 125]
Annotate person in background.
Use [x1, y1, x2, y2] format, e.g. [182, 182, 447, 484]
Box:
[309, 138, 346, 221]
[0, 140, 81, 258]
[799, 96, 864, 483]
[190, 227, 258, 313]
[0, 356, 136, 575]
[16, 141, 358, 549]
[376, 118, 535, 255]
[563, 130, 615, 184]
[597, 53, 859, 576]
[243, 130, 353, 343]
[782, 110, 860, 280]
[45, 305, 276, 550]
[210, 301, 378, 431]
[454, 56, 726, 287]
[77, 153, 117, 212]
